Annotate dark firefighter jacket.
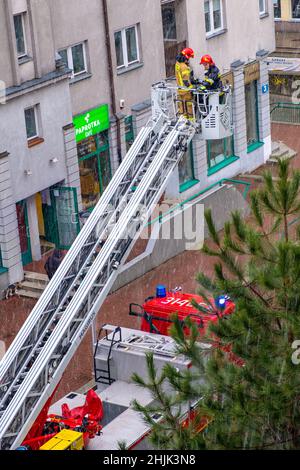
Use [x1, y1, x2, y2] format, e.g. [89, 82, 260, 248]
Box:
[203, 65, 222, 90]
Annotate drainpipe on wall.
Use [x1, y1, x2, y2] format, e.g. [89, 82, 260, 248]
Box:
[102, 0, 122, 166]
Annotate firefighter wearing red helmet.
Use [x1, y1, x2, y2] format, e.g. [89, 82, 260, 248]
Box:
[200, 54, 222, 91]
[175, 47, 196, 120]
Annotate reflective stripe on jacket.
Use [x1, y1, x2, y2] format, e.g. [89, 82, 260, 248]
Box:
[175, 61, 193, 89]
[204, 65, 222, 90]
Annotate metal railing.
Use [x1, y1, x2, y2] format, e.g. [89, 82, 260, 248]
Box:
[270, 102, 300, 125]
[147, 178, 251, 227]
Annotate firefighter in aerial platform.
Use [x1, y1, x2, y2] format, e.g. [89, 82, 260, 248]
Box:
[195, 54, 223, 117]
[175, 47, 196, 121]
[199, 54, 222, 91]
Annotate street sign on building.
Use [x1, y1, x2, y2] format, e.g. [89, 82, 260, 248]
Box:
[73, 105, 110, 143]
[262, 83, 269, 94]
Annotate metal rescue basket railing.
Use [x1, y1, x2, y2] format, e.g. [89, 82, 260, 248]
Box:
[151, 81, 233, 141]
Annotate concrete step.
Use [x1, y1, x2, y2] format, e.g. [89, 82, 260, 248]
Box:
[268, 142, 297, 163]
[17, 289, 41, 300]
[20, 281, 46, 293]
[24, 271, 48, 283]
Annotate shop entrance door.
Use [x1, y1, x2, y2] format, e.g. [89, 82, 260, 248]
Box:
[16, 200, 32, 266]
[50, 187, 80, 250]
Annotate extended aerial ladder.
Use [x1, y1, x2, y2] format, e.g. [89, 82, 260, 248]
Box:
[0, 82, 232, 449]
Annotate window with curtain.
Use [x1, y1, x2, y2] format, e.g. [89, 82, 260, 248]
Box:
[178, 144, 196, 190]
[273, 0, 281, 18]
[245, 81, 260, 149]
[13, 14, 27, 58]
[204, 0, 224, 34]
[207, 136, 234, 169]
[292, 0, 300, 18]
[114, 25, 140, 69]
[58, 42, 88, 78]
[162, 1, 177, 40]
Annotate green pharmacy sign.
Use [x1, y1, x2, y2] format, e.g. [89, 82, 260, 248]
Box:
[73, 105, 110, 143]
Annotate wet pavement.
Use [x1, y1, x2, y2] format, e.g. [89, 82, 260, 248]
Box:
[0, 122, 299, 400]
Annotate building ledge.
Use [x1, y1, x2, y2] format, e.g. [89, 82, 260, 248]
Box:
[206, 28, 227, 40]
[27, 137, 45, 148]
[117, 62, 144, 76]
[18, 55, 33, 65]
[259, 12, 269, 20]
[70, 72, 92, 85]
[179, 179, 199, 193]
[6, 67, 72, 101]
[207, 156, 239, 177]
[131, 99, 151, 113]
[247, 141, 264, 154]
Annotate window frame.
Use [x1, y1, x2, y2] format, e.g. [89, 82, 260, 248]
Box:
[58, 42, 88, 78]
[245, 80, 262, 152]
[13, 13, 27, 59]
[273, 0, 281, 18]
[114, 24, 140, 70]
[24, 105, 39, 141]
[179, 143, 199, 193]
[291, 0, 300, 19]
[259, 0, 267, 15]
[204, 0, 224, 35]
[207, 136, 237, 173]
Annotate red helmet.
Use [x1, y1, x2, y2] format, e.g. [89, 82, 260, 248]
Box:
[181, 47, 194, 59]
[200, 54, 214, 66]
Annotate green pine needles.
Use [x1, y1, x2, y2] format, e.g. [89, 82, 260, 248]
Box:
[132, 159, 300, 450]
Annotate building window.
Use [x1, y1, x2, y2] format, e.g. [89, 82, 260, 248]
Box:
[77, 132, 112, 211]
[125, 115, 134, 152]
[178, 143, 197, 191]
[245, 81, 260, 150]
[13, 13, 27, 58]
[58, 42, 87, 78]
[292, 0, 300, 18]
[114, 25, 140, 69]
[259, 0, 267, 15]
[204, 0, 224, 34]
[24, 106, 38, 140]
[207, 136, 235, 170]
[162, 1, 177, 40]
[273, 0, 281, 18]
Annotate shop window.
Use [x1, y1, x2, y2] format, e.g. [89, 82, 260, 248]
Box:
[114, 24, 140, 69]
[178, 143, 198, 192]
[207, 136, 235, 171]
[273, 0, 281, 18]
[292, 0, 300, 18]
[245, 81, 260, 151]
[204, 0, 224, 34]
[24, 106, 39, 140]
[162, 1, 177, 40]
[125, 115, 134, 152]
[59, 42, 88, 78]
[13, 13, 27, 58]
[77, 132, 112, 211]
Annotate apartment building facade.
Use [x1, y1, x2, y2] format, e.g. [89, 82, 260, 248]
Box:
[0, 0, 275, 293]
[156, 0, 275, 199]
[0, 0, 166, 292]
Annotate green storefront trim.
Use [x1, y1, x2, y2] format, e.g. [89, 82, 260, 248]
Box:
[179, 179, 199, 193]
[207, 155, 240, 176]
[247, 141, 264, 153]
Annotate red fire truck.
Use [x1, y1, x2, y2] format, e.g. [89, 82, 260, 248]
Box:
[129, 285, 243, 366]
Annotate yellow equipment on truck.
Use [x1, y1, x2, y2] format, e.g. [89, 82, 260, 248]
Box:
[39, 429, 84, 451]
